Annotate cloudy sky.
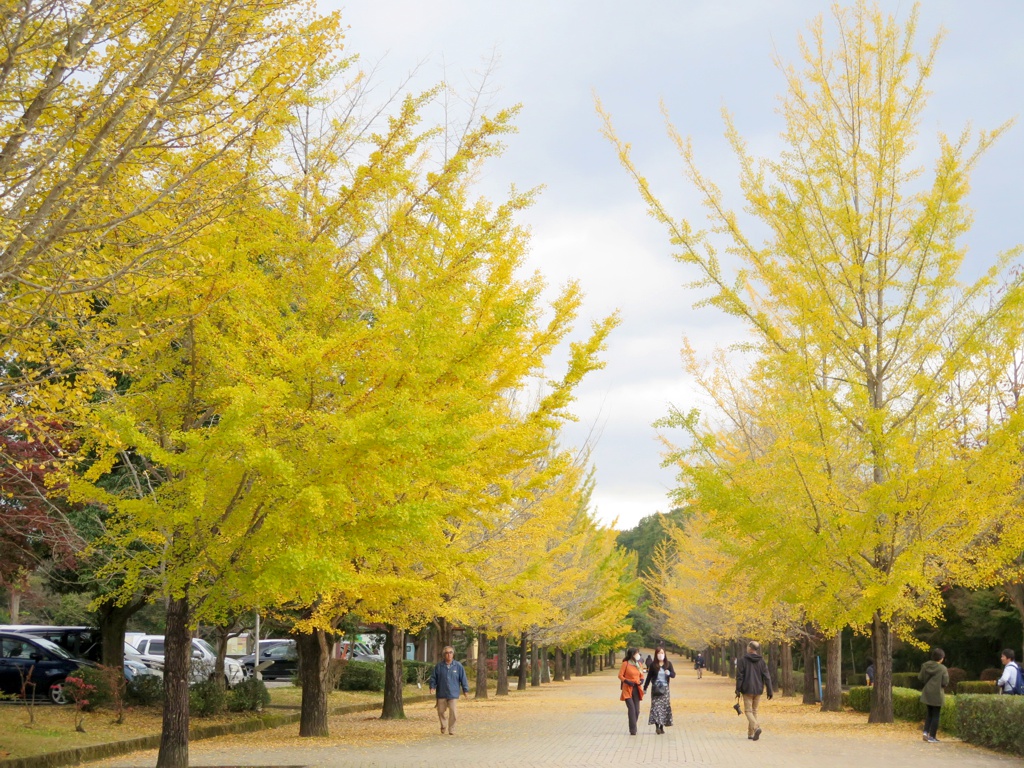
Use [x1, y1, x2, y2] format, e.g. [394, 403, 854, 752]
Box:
[320, 0, 1024, 530]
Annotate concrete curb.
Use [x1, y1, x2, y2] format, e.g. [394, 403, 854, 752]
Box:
[0, 694, 437, 768]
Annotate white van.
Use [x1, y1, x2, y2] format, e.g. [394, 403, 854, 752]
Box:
[133, 635, 244, 687]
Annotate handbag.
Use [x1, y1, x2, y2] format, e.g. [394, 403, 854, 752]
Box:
[653, 679, 669, 697]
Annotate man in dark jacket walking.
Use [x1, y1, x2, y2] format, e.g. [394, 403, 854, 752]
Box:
[735, 641, 773, 741]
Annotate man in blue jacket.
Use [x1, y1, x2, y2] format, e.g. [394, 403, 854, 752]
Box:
[429, 645, 470, 735]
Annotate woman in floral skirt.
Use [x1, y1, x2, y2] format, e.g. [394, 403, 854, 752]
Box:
[643, 647, 676, 734]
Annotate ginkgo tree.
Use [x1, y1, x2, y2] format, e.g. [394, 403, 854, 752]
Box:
[604, 0, 1024, 723]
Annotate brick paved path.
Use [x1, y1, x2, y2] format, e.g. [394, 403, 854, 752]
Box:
[95, 664, 1021, 767]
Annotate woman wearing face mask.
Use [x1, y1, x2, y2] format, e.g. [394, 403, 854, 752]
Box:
[643, 647, 676, 734]
[618, 647, 646, 735]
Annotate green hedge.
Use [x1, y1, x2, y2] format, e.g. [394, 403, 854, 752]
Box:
[956, 694, 1024, 754]
[957, 681, 998, 695]
[338, 660, 385, 692]
[846, 686, 957, 735]
[847, 686, 871, 712]
[846, 673, 867, 687]
[892, 672, 922, 691]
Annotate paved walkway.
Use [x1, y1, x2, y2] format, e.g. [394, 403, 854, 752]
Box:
[93, 664, 1022, 767]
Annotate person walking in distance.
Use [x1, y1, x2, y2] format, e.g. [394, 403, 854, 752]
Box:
[694, 652, 705, 679]
[643, 646, 676, 734]
[618, 647, 646, 736]
[735, 641, 773, 741]
[429, 646, 469, 735]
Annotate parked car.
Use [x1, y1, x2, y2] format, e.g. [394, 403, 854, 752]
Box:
[0, 631, 91, 704]
[351, 641, 384, 662]
[133, 635, 244, 687]
[240, 640, 297, 680]
[1, 625, 163, 680]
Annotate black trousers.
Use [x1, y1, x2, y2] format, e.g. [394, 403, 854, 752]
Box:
[924, 705, 941, 738]
[625, 685, 640, 734]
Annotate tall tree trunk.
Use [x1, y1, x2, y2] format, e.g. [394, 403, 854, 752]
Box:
[575, 649, 583, 677]
[729, 641, 738, 679]
[517, 632, 528, 691]
[296, 628, 330, 736]
[156, 594, 191, 768]
[564, 650, 571, 680]
[382, 624, 405, 719]
[97, 596, 145, 670]
[781, 642, 795, 697]
[530, 639, 540, 687]
[475, 632, 488, 699]
[541, 646, 550, 683]
[496, 635, 509, 696]
[554, 647, 564, 681]
[801, 632, 818, 705]
[8, 589, 20, 624]
[868, 612, 894, 723]
[435, 618, 453, 658]
[821, 633, 843, 712]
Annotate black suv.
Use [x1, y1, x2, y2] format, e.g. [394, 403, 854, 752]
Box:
[0, 631, 88, 704]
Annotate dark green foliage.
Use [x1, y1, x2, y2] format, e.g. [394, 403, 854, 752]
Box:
[847, 686, 871, 712]
[957, 681, 998, 694]
[956, 695, 1024, 754]
[404, 660, 432, 685]
[945, 667, 967, 694]
[981, 668, 1002, 681]
[615, 508, 688, 577]
[126, 675, 164, 706]
[227, 678, 270, 712]
[338, 660, 385, 692]
[189, 679, 227, 716]
[846, 673, 867, 686]
[891, 672, 922, 690]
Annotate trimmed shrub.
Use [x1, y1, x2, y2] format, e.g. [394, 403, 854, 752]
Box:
[940, 696, 957, 736]
[846, 673, 867, 687]
[846, 686, 871, 713]
[338, 660, 385, 692]
[958, 681, 998, 695]
[327, 659, 347, 690]
[72, 666, 114, 711]
[892, 672, 922, 690]
[792, 670, 805, 695]
[189, 679, 227, 717]
[228, 678, 270, 712]
[980, 668, 1002, 682]
[126, 675, 164, 706]
[956, 694, 1024, 755]
[945, 667, 967, 694]
[404, 660, 433, 685]
[892, 686, 922, 720]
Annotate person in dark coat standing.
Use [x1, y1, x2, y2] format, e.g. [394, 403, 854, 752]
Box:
[919, 647, 949, 743]
[643, 646, 676, 734]
[735, 640, 773, 741]
[694, 652, 705, 679]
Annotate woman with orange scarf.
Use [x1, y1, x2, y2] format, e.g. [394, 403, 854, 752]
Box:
[618, 647, 646, 735]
